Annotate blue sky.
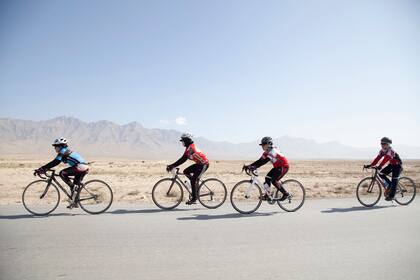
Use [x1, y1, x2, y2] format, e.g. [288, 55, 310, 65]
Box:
[0, 0, 419, 147]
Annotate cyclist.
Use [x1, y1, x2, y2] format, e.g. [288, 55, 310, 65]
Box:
[364, 137, 402, 201]
[245, 136, 290, 201]
[166, 133, 209, 205]
[34, 138, 89, 207]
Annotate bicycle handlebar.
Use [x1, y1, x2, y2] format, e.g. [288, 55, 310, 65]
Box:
[242, 165, 258, 177]
[33, 169, 58, 179]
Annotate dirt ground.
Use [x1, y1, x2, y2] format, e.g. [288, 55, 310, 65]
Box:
[0, 156, 419, 205]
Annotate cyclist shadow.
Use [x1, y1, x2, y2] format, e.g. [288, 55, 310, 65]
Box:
[0, 213, 84, 220]
[177, 211, 282, 221]
[321, 205, 395, 213]
[109, 207, 204, 215]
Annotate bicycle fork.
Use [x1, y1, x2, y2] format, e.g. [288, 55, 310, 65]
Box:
[40, 178, 54, 199]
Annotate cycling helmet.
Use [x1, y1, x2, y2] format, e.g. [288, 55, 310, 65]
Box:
[180, 133, 193, 146]
[52, 137, 68, 147]
[259, 136, 273, 147]
[381, 137, 392, 144]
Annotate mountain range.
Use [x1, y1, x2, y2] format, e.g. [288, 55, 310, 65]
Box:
[1, 116, 419, 160]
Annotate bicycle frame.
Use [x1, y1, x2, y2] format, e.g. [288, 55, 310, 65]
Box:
[366, 167, 398, 193]
[243, 168, 283, 198]
[167, 168, 213, 199]
[37, 170, 94, 203]
[38, 170, 73, 199]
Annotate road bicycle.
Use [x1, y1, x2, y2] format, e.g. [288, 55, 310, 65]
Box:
[152, 168, 227, 210]
[356, 166, 416, 207]
[230, 165, 305, 214]
[22, 169, 113, 216]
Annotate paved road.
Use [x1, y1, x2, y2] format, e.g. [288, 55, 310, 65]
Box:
[1, 198, 420, 280]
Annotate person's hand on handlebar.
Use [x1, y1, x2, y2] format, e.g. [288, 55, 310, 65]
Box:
[33, 167, 46, 176]
[363, 164, 372, 169]
[166, 165, 174, 173]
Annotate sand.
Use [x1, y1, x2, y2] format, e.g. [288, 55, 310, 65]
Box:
[0, 157, 419, 205]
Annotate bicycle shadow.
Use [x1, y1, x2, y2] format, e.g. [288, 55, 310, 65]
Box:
[321, 205, 395, 213]
[109, 207, 204, 215]
[0, 212, 84, 220]
[177, 211, 282, 221]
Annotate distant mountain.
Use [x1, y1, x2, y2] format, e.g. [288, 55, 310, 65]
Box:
[1, 116, 419, 159]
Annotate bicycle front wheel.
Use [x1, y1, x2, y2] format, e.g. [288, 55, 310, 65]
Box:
[394, 177, 416, 206]
[276, 179, 305, 212]
[22, 180, 60, 216]
[152, 178, 184, 210]
[198, 178, 227, 209]
[356, 177, 382, 207]
[230, 180, 262, 214]
[78, 180, 113, 214]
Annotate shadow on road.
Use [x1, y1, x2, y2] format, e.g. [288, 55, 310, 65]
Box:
[0, 212, 83, 220]
[177, 211, 282, 221]
[321, 205, 394, 213]
[108, 207, 203, 215]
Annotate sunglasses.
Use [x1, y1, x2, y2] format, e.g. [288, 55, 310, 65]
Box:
[381, 143, 388, 145]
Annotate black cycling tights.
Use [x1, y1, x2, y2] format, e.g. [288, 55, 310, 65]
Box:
[265, 166, 289, 194]
[379, 164, 402, 198]
[183, 164, 209, 200]
[59, 166, 87, 190]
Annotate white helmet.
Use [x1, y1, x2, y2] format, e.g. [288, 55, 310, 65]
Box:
[52, 137, 68, 146]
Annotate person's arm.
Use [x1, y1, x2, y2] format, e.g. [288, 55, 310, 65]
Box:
[370, 153, 382, 166]
[250, 157, 270, 169]
[378, 155, 391, 169]
[42, 159, 61, 170]
[167, 155, 188, 170]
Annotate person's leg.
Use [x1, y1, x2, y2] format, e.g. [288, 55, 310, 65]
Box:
[73, 164, 89, 186]
[388, 165, 402, 199]
[183, 164, 201, 201]
[189, 164, 208, 201]
[272, 167, 289, 196]
[264, 168, 278, 194]
[183, 164, 196, 181]
[379, 165, 392, 185]
[59, 166, 77, 190]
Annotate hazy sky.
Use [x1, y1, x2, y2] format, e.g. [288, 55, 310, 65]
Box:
[0, 0, 419, 147]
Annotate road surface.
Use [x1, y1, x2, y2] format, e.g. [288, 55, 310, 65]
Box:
[1, 198, 420, 280]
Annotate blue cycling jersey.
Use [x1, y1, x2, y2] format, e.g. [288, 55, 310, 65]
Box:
[55, 147, 86, 167]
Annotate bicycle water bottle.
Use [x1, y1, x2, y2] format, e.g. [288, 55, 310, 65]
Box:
[184, 180, 191, 190]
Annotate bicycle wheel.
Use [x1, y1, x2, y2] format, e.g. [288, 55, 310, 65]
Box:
[152, 178, 184, 210]
[276, 179, 305, 212]
[78, 180, 113, 214]
[394, 177, 416, 206]
[22, 180, 60, 216]
[356, 177, 382, 207]
[198, 178, 227, 209]
[230, 180, 262, 214]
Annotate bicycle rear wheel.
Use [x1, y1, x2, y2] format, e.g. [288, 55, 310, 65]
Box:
[22, 180, 60, 216]
[394, 177, 416, 205]
[198, 178, 227, 209]
[78, 180, 113, 214]
[356, 177, 382, 207]
[276, 179, 305, 212]
[230, 180, 262, 214]
[152, 178, 184, 210]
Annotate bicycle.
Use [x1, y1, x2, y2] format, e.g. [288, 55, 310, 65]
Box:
[22, 169, 113, 216]
[152, 168, 227, 210]
[356, 166, 416, 207]
[230, 165, 305, 214]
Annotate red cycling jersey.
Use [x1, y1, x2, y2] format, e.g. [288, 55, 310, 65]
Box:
[262, 147, 289, 168]
[371, 147, 402, 168]
[184, 143, 209, 165]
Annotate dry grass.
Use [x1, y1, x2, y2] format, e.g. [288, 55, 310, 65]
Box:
[0, 157, 419, 205]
